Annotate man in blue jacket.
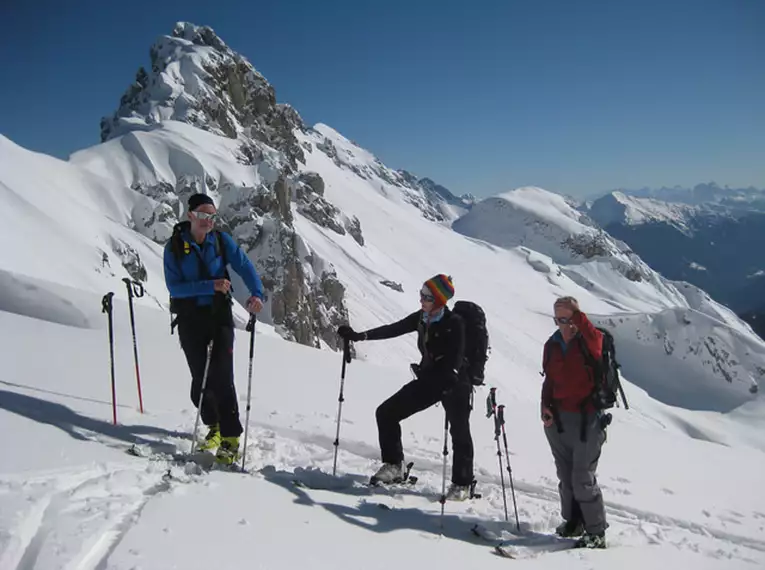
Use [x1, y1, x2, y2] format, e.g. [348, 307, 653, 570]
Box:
[163, 193, 265, 465]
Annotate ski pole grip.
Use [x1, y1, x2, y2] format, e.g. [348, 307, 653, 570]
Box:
[121, 277, 133, 298]
[498, 404, 505, 426]
[486, 387, 497, 418]
[343, 338, 352, 364]
[246, 313, 257, 333]
[102, 292, 114, 314]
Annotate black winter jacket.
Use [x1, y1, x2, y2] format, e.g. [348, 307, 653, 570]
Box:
[362, 308, 466, 386]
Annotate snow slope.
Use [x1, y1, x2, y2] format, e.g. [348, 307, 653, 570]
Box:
[1, 289, 764, 570]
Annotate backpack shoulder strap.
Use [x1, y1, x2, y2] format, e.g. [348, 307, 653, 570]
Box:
[170, 221, 193, 260]
[577, 334, 597, 368]
[542, 339, 553, 374]
[214, 230, 231, 279]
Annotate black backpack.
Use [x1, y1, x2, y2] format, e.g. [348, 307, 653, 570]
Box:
[452, 300, 490, 386]
[578, 327, 629, 410]
[168, 221, 228, 269]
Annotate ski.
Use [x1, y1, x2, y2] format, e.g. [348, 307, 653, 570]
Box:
[292, 462, 419, 491]
[470, 523, 580, 559]
[126, 443, 241, 473]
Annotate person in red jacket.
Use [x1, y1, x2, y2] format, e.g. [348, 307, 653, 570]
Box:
[541, 296, 607, 549]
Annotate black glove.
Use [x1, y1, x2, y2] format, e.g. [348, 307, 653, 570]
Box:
[337, 325, 365, 342]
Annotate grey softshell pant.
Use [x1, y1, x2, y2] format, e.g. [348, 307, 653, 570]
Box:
[544, 410, 607, 535]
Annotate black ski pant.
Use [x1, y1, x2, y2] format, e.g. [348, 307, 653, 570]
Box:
[376, 379, 474, 486]
[177, 306, 242, 438]
[544, 410, 607, 535]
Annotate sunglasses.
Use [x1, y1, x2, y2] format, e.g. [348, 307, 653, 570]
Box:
[192, 211, 218, 221]
[420, 290, 435, 303]
[553, 316, 573, 325]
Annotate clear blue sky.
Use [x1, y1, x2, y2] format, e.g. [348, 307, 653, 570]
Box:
[0, 0, 762, 197]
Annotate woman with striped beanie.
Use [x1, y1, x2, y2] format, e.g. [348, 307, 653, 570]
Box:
[337, 274, 476, 501]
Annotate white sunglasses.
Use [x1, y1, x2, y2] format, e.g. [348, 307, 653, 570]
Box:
[192, 211, 218, 221]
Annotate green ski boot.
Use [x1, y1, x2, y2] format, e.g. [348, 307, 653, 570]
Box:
[197, 424, 221, 451]
[216, 436, 241, 466]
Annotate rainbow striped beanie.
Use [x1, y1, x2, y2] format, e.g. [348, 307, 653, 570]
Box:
[424, 274, 454, 307]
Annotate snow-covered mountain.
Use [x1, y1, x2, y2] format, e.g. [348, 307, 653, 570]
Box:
[71, 22, 466, 349]
[1, 21, 765, 570]
[587, 191, 699, 233]
[592, 182, 765, 209]
[586, 190, 765, 317]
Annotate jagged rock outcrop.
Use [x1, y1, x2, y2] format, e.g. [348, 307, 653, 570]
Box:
[291, 174, 365, 246]
[109, 237, 148, 283]
[101, 22, 305, 169]
[299, 172, 325, 196]
[380, 280, 404, 292]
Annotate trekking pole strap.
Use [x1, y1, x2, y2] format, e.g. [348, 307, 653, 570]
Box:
[122, 277, 145, 299]
[485, 386, 497, 418]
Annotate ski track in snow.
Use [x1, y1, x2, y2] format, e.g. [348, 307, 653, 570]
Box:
[250, 422, 765, 565]
[0, 459, 190, 570]
[0, 417, 763, 567]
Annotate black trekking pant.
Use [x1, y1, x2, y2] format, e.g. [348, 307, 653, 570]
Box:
[376, 379, 474, 486]
[177, 306, 242, 438]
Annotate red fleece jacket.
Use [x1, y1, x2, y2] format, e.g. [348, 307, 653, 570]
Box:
[541, 310, 603, 413]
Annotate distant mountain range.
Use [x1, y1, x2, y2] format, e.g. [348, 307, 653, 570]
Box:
[582, 186, 765, 335]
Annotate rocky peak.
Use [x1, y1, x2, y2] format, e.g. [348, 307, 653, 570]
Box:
[101, 22, 305, 169]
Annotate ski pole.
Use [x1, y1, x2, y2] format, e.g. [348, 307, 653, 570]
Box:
[332, 338, 352, 476]
[190, 339, 214, 454]
[486, 388, 509, 522]
[332, 339, 351, 477]
[498, 404, 521, 531]
[122, 278, 145, 413]
[439, 411, 449, 531]
[241, 314, 257, 472]
[102, 292, 117, 425]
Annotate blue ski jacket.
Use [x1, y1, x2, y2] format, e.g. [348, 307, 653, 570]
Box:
[163, 228, 264, 307]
